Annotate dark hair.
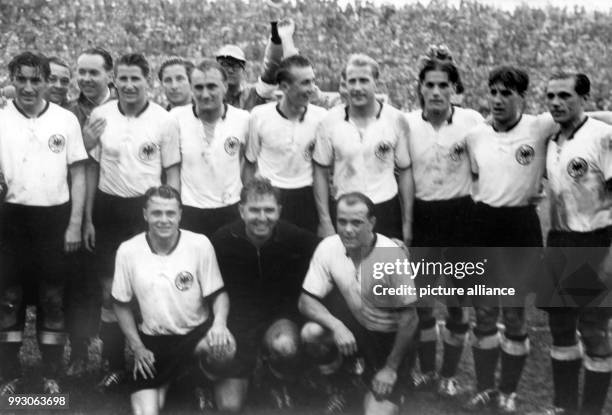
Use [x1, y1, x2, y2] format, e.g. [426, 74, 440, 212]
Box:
[336, 192, 375, 219]
[8, 52, 50, 81]
[549, 72, 590, 97]
[115, 53, 150, 78]
[417, 59, 463, 107]
[239, 177, 281, 205]
[158, 57, 194, 81]
[488, 66, 529, 96]
[276, 55, 312, 84]
[190, 59, 227, 83]
[144, 185, 182, 208]
[80, 47, 113, 71]
[48, 56, 71, 75]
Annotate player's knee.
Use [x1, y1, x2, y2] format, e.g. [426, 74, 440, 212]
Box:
[215, 382, 247, 413]
[131, 393, 160, 415]
[301, 322, 326, 344]
[0, 286, 22, 329]
[268, 333, 299, 359]
[503, 308, 526, 337]
[582, 331, 612, 358]
[475, 306, 498, 334]
[40, 290, 64, 330]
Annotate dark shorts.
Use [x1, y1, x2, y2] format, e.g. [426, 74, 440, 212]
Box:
[470, 202, 542, 247]
[412, 196, 473, 247]
[93, 191, 145, 279]
[181, 204, 240, 238]
[219, 313, 303, 378]
[278, 186, 318, 234]
[539, 227, 612, 311]
[128, 320, 212, 392]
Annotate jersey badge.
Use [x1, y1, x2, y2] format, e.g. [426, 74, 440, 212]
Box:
[138, 142, 159, 161]
[48, 134, 66, 153]
[175, 271, 194, 291]
[224, 136, 240, 156]
[449, 142, 466, 161]
[515, 144, 535, 165]
[374, 141, 393, 160]
[303, 140, 316, 161]
[567, 157, 588, 179]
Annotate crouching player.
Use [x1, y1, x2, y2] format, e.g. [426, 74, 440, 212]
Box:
[112, 186, 235, 415]
[298, 192, 418, 415]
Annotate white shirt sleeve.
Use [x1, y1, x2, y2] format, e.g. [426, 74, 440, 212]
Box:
[394, 114, 412, 170]
[302, 239, 334, 299]
[245, 110, 262, 163]
[160, 116, 181, 168]
[66, 111, 88, 165]
[111, 244, 133, 303]
[197, 236, 225, 298]
[313, 119, 334, 167]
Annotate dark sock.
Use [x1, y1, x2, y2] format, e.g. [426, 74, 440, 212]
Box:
[418, 341, 437, 373]
[0, 343, 22, 379]
[581, 369, 612, 415]
[499, 351, 527, 394]
[40, 344, 64, 378]
[100, 322, 125, 371]
[472, 346, 500, 391]
[440, 342, 464, 378]
[70, 336, 88, 360]
[551, 358, 580, 411]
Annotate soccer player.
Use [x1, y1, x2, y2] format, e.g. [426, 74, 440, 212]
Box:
[216, 18, 297, 111]
[299, 192, 418, 415]
[85, 53, 181, 390]
[0, 52, 87, 394]
[158, 57, 193, 110]
[539, 72, 612, 415]
[45, 56, 72, 108]
[244, 55, 327, 232]
[210, 177, 319, 411]
[313, 54, 413, 243]
[71, 47, 115, 150]
[65, 46, 115, 377]
[112, 185, 235, 415]
[172, 59, 249, 237]
[404, 47, 483, 396]
[464, 66, 557, 412]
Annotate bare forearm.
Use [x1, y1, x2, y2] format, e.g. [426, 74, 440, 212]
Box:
[386, 308, 418, 371]
[164, 164, 181, 193]
[398, 168, 414, 225]
[114, 301, 145, 351]
[211, 291, 229, 327]
[313, 164, 332, 222]
[298, 293, 344, 332]
[69, 163, 86, 227]
[84, 161, 99, 223]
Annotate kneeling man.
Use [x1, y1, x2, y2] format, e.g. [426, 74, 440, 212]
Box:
[112, 186, 235, 415]
[299, 192, 419, 415]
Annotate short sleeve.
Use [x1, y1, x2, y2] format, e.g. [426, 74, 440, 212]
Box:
[65, 112, 87, 165]
[111, 245, 133, 303]
[394, 114, 411, 170]
[197, 237, 225, 298]
[599, 132, 612, 181]
[313, 120, 334, 167]
[536, 112, 559, 139]
[302, 240, 334, 299]
[160, 116, 181, 168]
[466, 132, 479, 175]
[245, 111, 262, 163]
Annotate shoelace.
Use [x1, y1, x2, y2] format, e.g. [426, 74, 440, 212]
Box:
[325, 393, 346, 414]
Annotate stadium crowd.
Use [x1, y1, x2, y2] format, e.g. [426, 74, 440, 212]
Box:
[1, 1, 612, 415]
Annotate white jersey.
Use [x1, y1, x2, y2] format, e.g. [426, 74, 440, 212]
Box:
[313, 103, 411, 204]
[173, 104, 249, 209]
[0, 101, 87, 206]
[547, 117, 612, 232]
[303, 234, 416, 332]
[246, 102, 327, 189]
[406, 107, 483, 201]
[112, 230, 224, 336]
[89, 100, 181, 198]
[467, 113, 557, 207]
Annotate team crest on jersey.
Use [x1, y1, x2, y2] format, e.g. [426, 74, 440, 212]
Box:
[515, 144, 535, 165]
[449, 142, 466, 161]
[374, 141, 393, 160]
[175, 271, 194, 291]
[567, 157, 588, 179]
[138, 142, 159, 161]
[303, 140, 316, 161]
[224, 136, 240, 156]
[48, 134, 66, 153]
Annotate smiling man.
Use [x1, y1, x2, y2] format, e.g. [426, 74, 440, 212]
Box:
[313, 54, 413, 245]
[171, 59, 249, 238]
[158, 57, 193, 110]
[0, 52, 87, 395]
[244, 55, 327, 232]
[210, 177, 319, 411]
[45, 57, 72, 108]
[112, 185, 234, 415]
[85, 53, 181, 391]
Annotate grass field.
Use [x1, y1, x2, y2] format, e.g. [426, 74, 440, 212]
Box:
[7, 297, 612, 415]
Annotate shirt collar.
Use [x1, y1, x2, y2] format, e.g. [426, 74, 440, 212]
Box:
[145, 230, 181, 255]
[553, 116, 589, 143]
[344, 233, 378, 257]
[421, 105, 455, 124]
[13, 99, 50, 119]
[118, 100, 149, 117]
[492, 113, 523, 133]
[192, 103, 228, 120]
[276, 103, 307, 122]
[344, 100, 384, 122]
